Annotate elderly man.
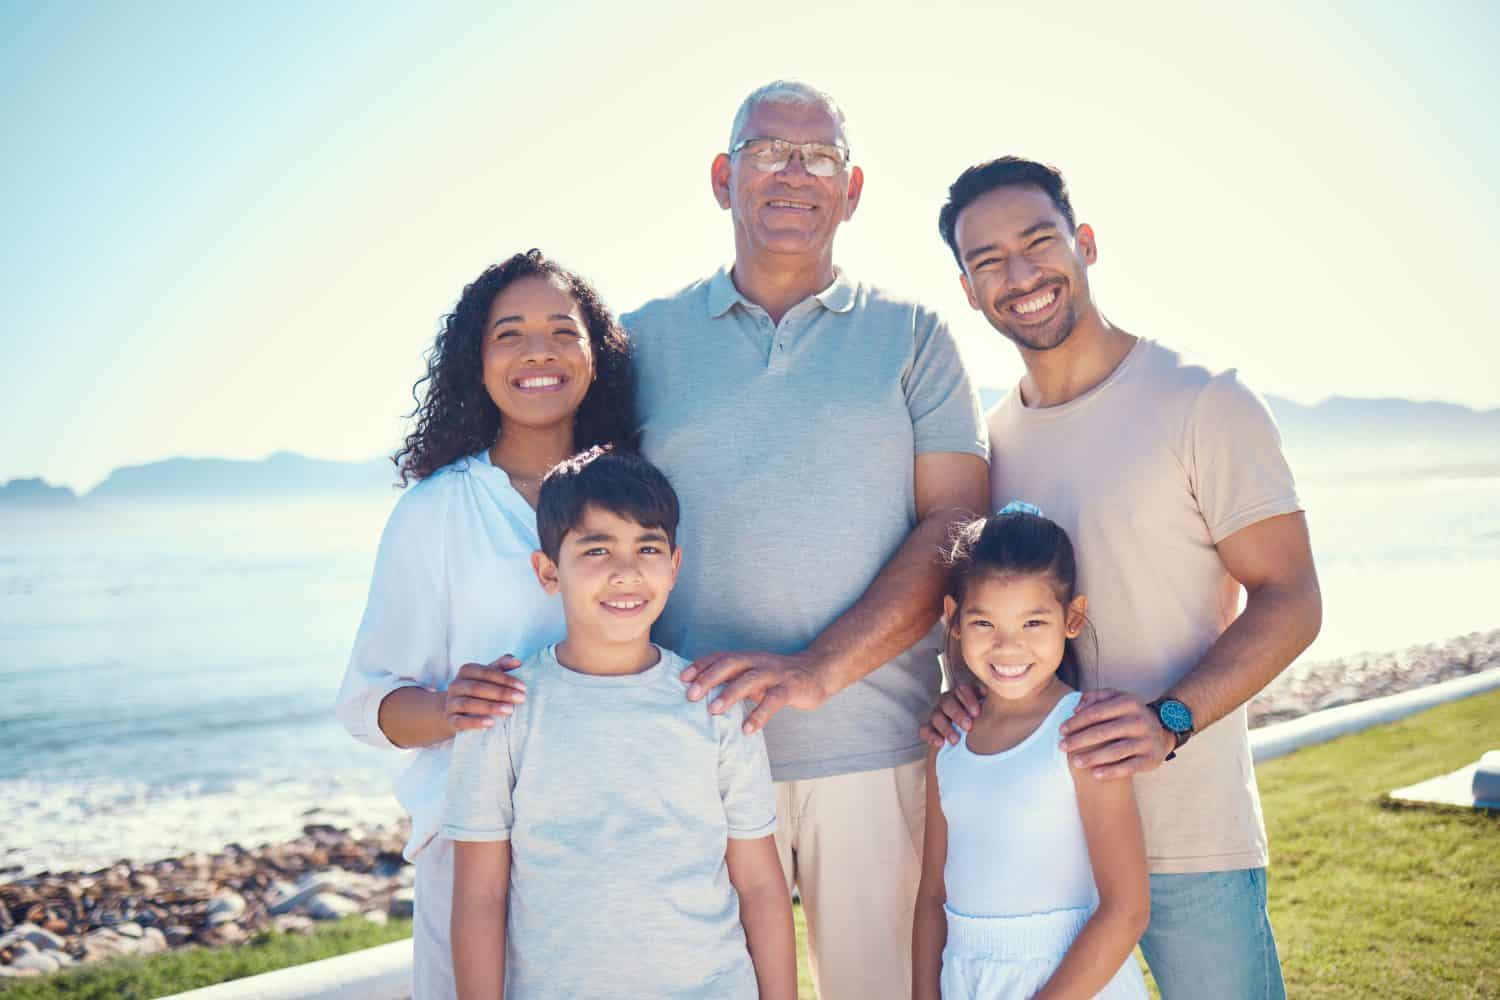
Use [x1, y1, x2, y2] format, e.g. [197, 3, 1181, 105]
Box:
[927, 156, 1323, 998]
[622, 81, 989, 998]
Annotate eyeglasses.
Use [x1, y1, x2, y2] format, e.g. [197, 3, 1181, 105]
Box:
[729, 137, 850, 177]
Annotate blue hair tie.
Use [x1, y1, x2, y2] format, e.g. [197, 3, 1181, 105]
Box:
[997, 500, 1043, 517]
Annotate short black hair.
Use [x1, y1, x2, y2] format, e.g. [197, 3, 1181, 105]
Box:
[937, 157, 1076, 268]
[536, 447, 680, 561]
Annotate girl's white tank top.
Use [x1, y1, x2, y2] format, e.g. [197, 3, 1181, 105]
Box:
[937, 690, 1101, 917]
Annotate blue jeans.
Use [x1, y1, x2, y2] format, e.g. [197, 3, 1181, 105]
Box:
[1140, 868, 1286, 999]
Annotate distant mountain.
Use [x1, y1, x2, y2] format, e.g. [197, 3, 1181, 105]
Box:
[84, 451, 398, 504]
[5, 392, 1498, 509]
[0, 477, 80, 507]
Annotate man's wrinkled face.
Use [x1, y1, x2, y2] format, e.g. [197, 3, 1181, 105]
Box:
[712, 101, 863, 263]
[955, 185, 1097, 353]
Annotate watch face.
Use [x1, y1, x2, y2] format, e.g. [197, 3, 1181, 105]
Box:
[1158, 699, 1193, 733]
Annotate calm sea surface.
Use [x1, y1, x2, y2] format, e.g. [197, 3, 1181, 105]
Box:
[3, 478, 1499, 875]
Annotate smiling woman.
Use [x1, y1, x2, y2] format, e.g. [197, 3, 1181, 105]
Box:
[394, 248, 637, 490]
[335, 248, 638, 999]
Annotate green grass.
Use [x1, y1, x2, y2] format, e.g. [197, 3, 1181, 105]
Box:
[7, 692, 1496, 998]
[1253, 688, 1499, 999]
[0, 917, 412, 1000]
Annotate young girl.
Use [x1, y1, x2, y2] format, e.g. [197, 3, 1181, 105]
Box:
[913, 503, 1150, 999]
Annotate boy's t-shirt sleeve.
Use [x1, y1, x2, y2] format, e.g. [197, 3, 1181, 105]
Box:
[441, 722, 515, 842]
[717, 702, 778, 840]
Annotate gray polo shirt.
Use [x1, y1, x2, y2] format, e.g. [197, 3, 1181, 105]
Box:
[623, 268, 987, 781]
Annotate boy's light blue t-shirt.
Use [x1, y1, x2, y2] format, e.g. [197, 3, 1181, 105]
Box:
[442, 645, 776, 1000]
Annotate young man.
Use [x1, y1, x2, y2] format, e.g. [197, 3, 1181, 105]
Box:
[926, 157, 1322, 998]
[442, 448, 796, 1000]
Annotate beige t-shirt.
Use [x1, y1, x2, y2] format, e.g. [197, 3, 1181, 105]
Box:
[987, 338, 1302, 874]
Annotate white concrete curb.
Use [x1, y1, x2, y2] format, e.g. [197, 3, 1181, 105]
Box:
[163, 667, 1500, 1000]
[161, 938, 411, 999]
[1249, 666, 1500, 763]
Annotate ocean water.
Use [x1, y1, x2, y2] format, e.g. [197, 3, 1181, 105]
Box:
[3, 478, 1499, 876]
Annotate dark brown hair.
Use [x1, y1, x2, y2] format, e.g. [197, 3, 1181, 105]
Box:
[394, 250, 637, 485]
[944, 509, 1091, 690]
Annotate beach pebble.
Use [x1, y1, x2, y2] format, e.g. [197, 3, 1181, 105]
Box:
[8, 950, 61, 974]
[0, 962, 41, 978]
[308, 893, 359, 921]
[269, 869, 374, 915]
[195, 922, 247, 946]
[372, 851, 406, 878]
[0, 922, 66, 952]
[388, 887, 415, 919]
[272, 914, 314, 935]
[80, 927, 137, 962]
[206, 890, 246, 926]
[138, 927, 168, 955]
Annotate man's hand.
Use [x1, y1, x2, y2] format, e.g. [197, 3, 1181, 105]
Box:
[918, 683, 984, 748]
[444, 656, 527, 732]
[1057, 689, 1175, 779]
[681, 651, 828, 734]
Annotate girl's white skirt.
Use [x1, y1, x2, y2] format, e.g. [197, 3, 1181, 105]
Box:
[941, 905, 1148, 999]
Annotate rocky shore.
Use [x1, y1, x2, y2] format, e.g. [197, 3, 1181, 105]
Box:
[1248, 628, 1500, 726]
[0, 823, 413, 982]
[3, 629, 1496, 983]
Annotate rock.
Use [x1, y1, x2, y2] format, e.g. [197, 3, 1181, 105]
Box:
[133, 874, 160, 895]
[269, 870, 377, 915]
[0, 922, 66, 952]
[8, 950, 61, 974]
[206, 891, 246, 926]
[80, 927, 138, 962]
[388, 887, 415, 920]
[372, 851, 406, 878]
[165, 925, 194, 947]
[307, 893, 359, 921]
[114, 921, 144, 939]
[272, 914, 314, 936]
[0, 963, 41, 978]
[138, 927, 168, 955]
[362, 909, 388, 926]
[194, 922, 246, 946]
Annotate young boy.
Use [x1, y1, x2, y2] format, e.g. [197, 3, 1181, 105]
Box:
[442, 448, 797, 1000]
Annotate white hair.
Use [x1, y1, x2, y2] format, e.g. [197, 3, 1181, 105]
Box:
[727, 80, 850, 154]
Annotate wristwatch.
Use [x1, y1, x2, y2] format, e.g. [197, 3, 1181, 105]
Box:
[1148, 697, 1195, 762]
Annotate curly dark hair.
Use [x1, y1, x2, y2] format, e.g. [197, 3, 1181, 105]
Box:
[394, 249, 638, 485]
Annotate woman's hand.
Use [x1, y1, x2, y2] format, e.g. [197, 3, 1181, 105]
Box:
[445, 656, 527, 731]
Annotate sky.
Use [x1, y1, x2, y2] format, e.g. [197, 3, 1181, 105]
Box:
[3, 0, 1498, 491]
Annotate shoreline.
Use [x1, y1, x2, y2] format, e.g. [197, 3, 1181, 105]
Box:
[0, 824, 413, 980]
[3, 627, 1496, 980]
[1248, 627, 1499, 727]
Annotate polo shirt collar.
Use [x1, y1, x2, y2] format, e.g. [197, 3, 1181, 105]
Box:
[706, 266, 858, 318]
[706, 266, 743, 318]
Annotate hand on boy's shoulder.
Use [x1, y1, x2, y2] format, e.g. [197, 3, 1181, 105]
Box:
[445, 654, 530, 733]
[678, 648, 827, 735]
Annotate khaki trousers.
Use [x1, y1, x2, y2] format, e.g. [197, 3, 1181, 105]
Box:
[774, 759, 928, 1000]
